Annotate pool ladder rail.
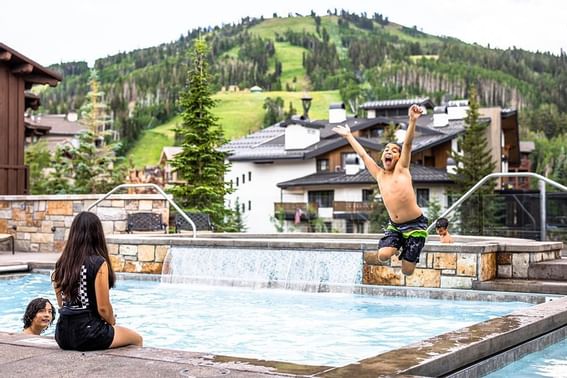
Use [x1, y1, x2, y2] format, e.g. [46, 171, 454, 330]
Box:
[86, 183, 197, 238]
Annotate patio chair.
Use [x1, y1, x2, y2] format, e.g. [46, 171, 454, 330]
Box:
[0, 233, 15, 255]
[175, 213, 214, 233]
[126, 212, 167, 233]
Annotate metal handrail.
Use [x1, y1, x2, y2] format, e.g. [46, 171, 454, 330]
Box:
[427, 172, 567, 239]
[86, 183, 196, 238]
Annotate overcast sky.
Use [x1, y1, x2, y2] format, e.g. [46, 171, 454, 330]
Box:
[1, 0, 565, 67]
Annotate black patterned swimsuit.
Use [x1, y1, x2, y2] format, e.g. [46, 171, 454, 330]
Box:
[55, 255, 115, 351]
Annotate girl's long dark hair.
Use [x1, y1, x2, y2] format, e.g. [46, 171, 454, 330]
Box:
[53, 211, 115, 300]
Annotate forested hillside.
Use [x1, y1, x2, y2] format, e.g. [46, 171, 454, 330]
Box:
[37, 9, 567, 176]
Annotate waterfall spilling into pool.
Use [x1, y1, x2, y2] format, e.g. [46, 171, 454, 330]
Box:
[161, 246, 363, 291]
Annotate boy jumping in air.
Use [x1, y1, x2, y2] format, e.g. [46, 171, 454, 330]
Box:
[333, 104, 427, 275]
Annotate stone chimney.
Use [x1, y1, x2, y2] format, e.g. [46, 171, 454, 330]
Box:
[329, 103, 347, 123]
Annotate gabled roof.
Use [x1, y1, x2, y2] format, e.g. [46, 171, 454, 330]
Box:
[24, 114, 86, 136]
[0, 43, 62, 88]
[360, 97, 434, 110]
[277, 164, 453, 189]
[160, 146, 183, 161]
[221, 117, 391, 162]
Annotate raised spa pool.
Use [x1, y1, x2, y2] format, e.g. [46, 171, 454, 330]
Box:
[0, 273, 532, 367]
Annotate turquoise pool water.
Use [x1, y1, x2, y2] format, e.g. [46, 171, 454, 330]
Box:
[0, 274, 531, 366]
[486, 338, 567, 378]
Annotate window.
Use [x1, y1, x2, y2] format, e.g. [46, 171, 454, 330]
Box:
[308, 190, 334, 208]
[230, 180, 233, 189]
[424, 156, 435, 167]
[248, 200, 251, 211]
[242, 174, 245, 184]
[346, 220, 365, 233]
[241, 203, 245, 213]
[416, 188, 430, 207]
[447, 193, 458, 208]
[236, 177, 239, 186]
[369, 128, 384, 138]
[362, 189, 374, 202]
[316, 159, 329, 172]
[248, 171, 252, 181]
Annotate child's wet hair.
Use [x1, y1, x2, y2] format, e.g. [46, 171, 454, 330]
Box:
[435, 217, 449, 229]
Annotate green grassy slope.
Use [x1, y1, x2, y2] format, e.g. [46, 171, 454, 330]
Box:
[128, 90, 341, 168]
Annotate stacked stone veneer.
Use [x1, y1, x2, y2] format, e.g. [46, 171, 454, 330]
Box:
[364, 240, 563, 288]
[107, 241, 170, 274]
[0, 194, 169, 253]
[104, 234, 563, 289]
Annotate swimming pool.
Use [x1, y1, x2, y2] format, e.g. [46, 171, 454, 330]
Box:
[0, 273, 532, 367]
[485, 338, 567, 378]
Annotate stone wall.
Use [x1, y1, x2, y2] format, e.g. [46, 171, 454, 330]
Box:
[0, 194, 169, 253]
[108, 242, 170, 274]
[104, 235, 563, 289]
[363, 241, 562, 288]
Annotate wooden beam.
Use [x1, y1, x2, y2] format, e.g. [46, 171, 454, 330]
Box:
[0, 51, 12, 61]
[11, 63, 34, 74]
[21, 75, 60, 87]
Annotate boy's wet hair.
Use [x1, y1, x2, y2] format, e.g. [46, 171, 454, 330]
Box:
[435, 217, 449, 229]
[22, 298, 55, 330]
[386, 142, 403, 151]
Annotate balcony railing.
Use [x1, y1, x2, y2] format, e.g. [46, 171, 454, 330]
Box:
[274, 201, 374, 215]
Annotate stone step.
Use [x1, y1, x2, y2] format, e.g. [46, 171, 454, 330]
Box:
[528, 257, 567, 281]
[473, 278, 567, 295]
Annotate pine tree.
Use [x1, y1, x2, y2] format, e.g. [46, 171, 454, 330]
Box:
[369, 191, 390, 233]
[44, 70, 125, 194]
[450, 85, 496, 234]
[170, 38, 233, 230]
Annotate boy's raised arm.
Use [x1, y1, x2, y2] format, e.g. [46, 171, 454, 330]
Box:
[333, 125, 383, 178]
[399, 104, 423, 168]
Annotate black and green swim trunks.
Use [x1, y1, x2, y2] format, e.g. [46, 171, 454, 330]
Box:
[378, 214, 428, 263]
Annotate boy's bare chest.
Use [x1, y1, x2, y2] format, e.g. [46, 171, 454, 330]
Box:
[378, 172, 412, 193]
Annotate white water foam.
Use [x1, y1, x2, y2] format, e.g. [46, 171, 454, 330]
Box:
[161, 246, 363, 291]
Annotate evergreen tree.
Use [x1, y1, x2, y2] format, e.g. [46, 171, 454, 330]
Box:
[383, 122, 398, 143]
[224, 198, 246, 232]
[43, 148, 71, 195]
[44, 71, 125, 194]
[262, 97, 285, 126]
[369, 191, 389, 233]
[24, 141, 51, 194]
[450, 85, 496, 234]
[170, 38, 233, 230]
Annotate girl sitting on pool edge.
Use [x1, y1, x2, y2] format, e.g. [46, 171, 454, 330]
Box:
[51, 211, 143, 351]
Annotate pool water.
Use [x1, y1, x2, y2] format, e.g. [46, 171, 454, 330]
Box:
[0, 274, 531, 367]
[485, 338, 567, 378]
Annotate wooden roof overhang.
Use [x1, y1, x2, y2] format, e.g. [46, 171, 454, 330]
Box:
[0, 42, 62, 89]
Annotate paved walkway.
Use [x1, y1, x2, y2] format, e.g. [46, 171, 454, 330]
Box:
[0, 332, 306, 377]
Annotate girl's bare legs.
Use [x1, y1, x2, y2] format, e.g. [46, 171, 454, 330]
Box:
[110, 325, 143, 348]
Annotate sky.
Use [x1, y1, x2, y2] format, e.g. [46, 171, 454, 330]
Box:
[1, 0, 565, 67]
